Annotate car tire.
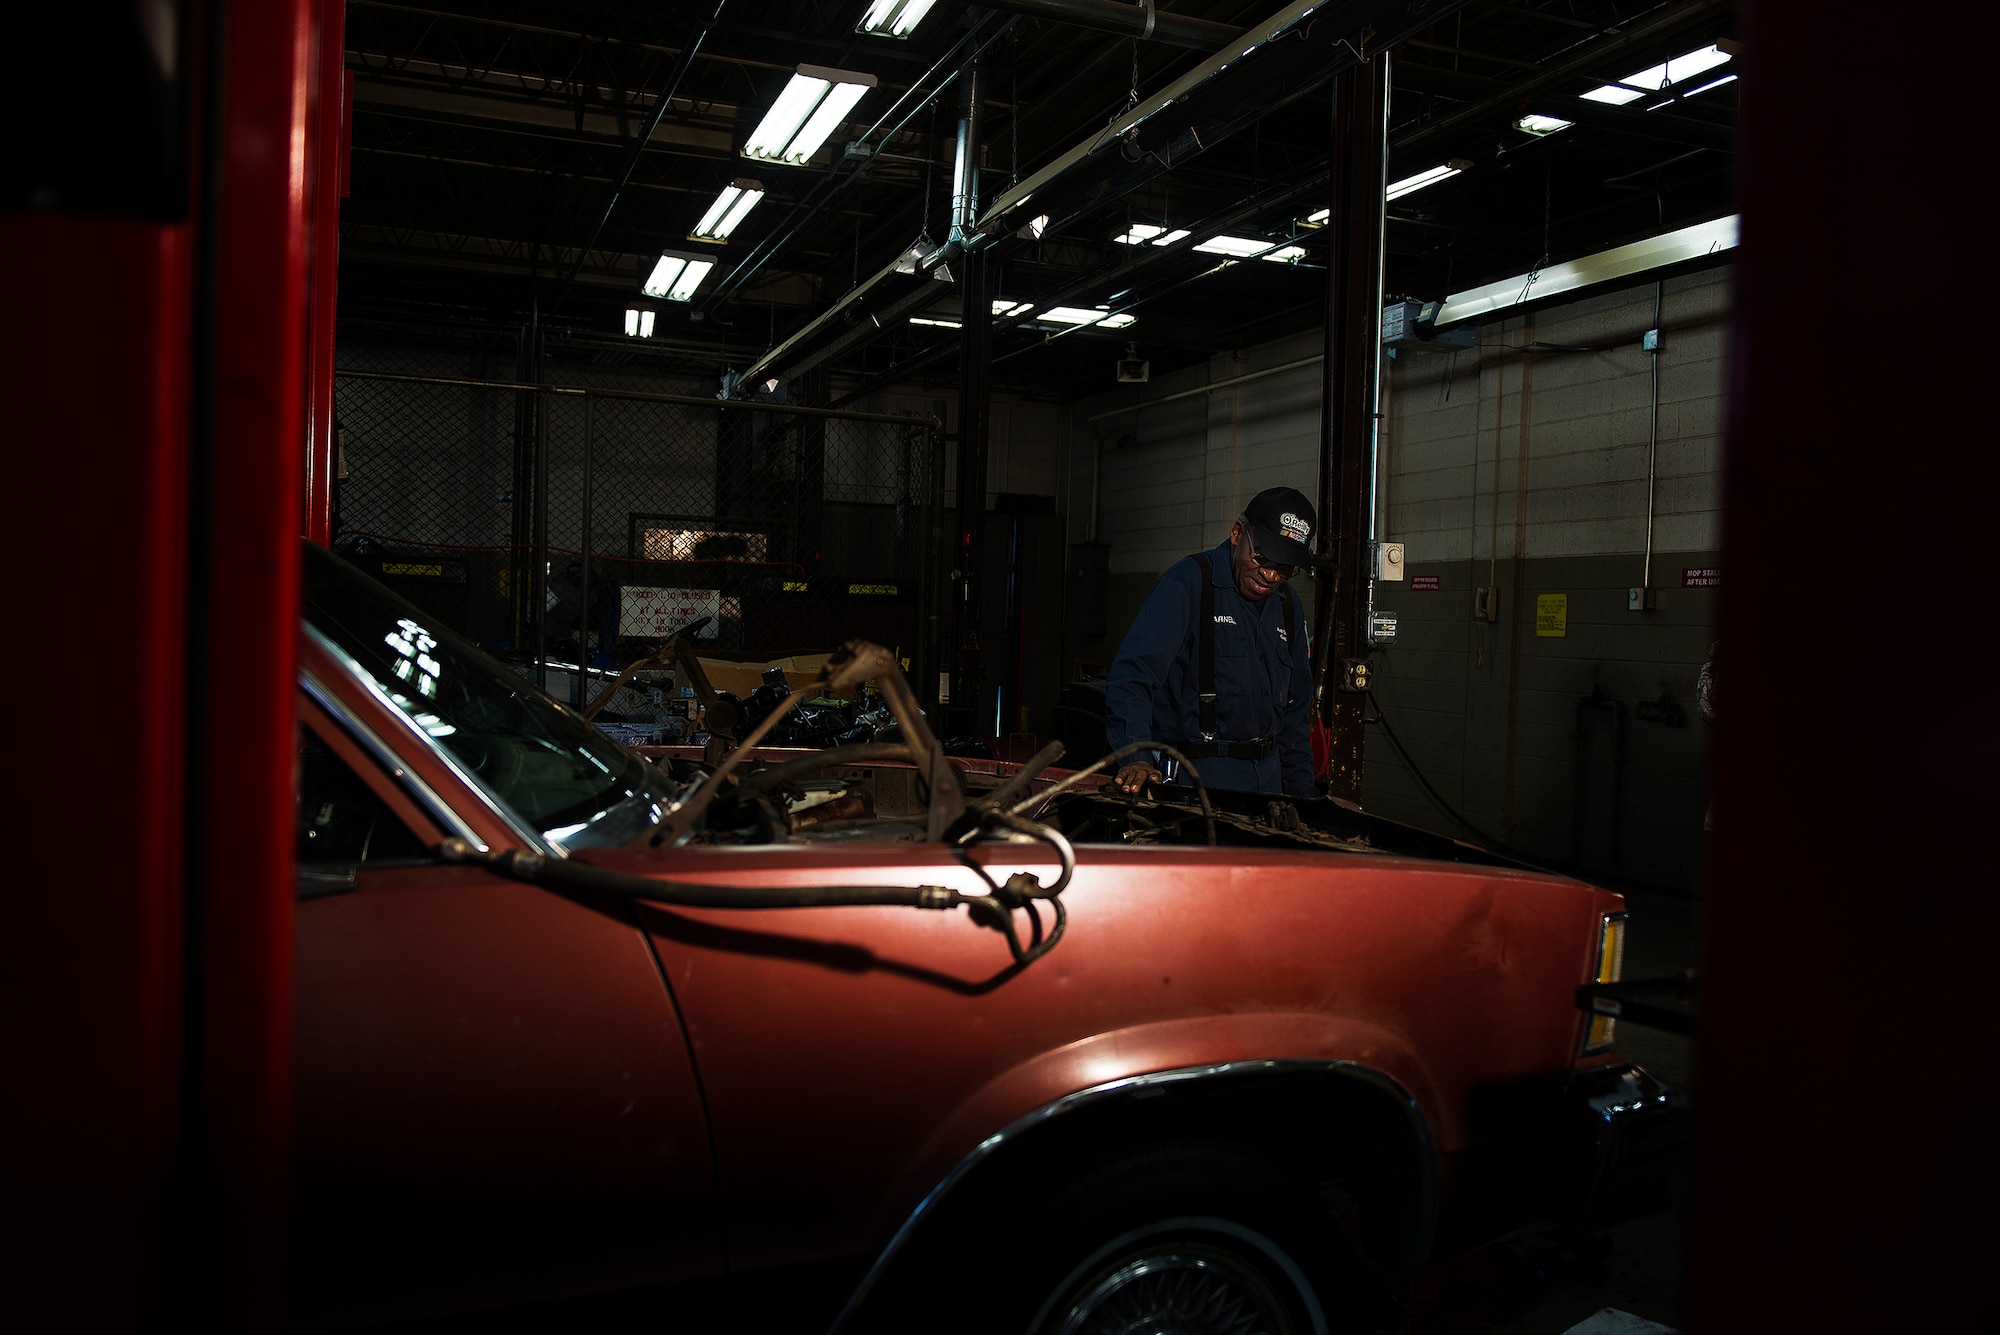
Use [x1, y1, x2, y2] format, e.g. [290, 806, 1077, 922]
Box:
[960, 1140, 1342, 1335]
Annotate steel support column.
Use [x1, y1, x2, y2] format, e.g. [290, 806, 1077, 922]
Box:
[953, 246, 993, 728]
[949, 56, 992, 727]
[1313, 55, 1388, 803]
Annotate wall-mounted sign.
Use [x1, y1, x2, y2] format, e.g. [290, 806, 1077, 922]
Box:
[1411, 575, 1441, 590]
[620, 587, 722, 638]
[1536, 593, 1568, 638]
[1682, 566, 1721, 588]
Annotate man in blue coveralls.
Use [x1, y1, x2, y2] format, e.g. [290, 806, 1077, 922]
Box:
[1105, 486, 1317, 799]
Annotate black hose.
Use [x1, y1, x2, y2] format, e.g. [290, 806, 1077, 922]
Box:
[439, 838, 962, 910]
[973, 739, 1067, 813]
[1011, 740, 1216, 846]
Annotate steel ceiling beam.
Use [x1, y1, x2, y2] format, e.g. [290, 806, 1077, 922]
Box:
[974, 0, 1240, 50]
[976, 0, 1466, 243]
[1390, 0, 1733, 156]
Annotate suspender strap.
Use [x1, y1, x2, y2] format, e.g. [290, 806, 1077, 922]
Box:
[1193, 552, 1218, 740]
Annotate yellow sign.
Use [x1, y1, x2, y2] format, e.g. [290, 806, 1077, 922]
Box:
[847, 583, 899, 596]
[382, 562, 443, 577]
[781, 580, 809, 593]
[1536, 593, 1568, 638]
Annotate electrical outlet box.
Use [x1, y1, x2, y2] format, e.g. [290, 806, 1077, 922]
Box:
[1627, 586, 1657, 611]
[1375, 541, 1406, 581]
[1339, 658, 1373, 692]
[1642, 328, 1661, 352]
[1367, 611, 1399, 644]
[1474, 586, 1499, 622]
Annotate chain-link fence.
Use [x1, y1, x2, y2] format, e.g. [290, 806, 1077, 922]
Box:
[331, 364, 944, 710]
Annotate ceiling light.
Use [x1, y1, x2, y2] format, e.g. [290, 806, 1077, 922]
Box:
[690, 179, 765, 242]
[623, 303, 656, 338]
[1195, 235, 1280, 257]
[743, 65, 877, 166]
[857, 0, 937, 38]
[1386, 161, 1471, 201]
[1683, 73, 1738, 97]
[1041, 307, 1113, 325]
[1096, 312, 1136, 329]
[1302, 208, 1330, 228]
[643, 251, 716, 302]
[1581, 43, 1732, 105]
[1432, 214, 1739, 326]
[1115, 224, 1165, 245]
[992, 300, 1034, 318]
[1261, 246, 1306, 264]
[1151, 229, 1191, 246]
[1515, 113, 1573, 137]
[910, 316, 961, 328]
[624, 308, 639, 337]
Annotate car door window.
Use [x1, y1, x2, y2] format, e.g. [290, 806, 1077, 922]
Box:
[297, 726, 429, 866]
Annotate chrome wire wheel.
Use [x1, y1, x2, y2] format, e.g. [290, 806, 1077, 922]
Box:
[1040, 1219, 1325, 1335]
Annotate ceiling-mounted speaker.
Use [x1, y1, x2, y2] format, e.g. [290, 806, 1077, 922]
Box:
[1116, 358, 1150, 383]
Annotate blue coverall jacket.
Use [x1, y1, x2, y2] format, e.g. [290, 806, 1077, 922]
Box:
[1104, 538, 1315, 798]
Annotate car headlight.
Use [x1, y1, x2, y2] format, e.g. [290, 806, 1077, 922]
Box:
[1582, 912, 1628, 1053]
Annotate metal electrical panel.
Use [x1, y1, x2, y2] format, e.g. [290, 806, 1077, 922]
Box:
[1375, 542, 1405, 580]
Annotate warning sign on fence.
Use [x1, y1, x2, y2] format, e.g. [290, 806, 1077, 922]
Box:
[620, 587, 722, 638]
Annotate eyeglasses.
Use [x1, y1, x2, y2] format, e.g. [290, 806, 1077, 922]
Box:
[1248, 543, 1297, 579]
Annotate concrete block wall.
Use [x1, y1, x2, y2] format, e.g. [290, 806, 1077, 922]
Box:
[1370, 268, 1729, 891]
[1061, 266, 1732, 893]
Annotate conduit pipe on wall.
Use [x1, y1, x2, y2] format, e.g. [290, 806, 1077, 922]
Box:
[1641, 279, 1663, 594]
[1086, 355, 1322, 421]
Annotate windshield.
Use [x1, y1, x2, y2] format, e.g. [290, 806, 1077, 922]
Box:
[302, 543, 660, 849]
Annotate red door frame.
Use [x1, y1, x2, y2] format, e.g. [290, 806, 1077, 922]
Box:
[6, 0, 324, 1326]
[1686, 2, 1993, 1329]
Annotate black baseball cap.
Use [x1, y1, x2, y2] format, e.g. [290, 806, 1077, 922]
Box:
[1242, 486, 1316, 567]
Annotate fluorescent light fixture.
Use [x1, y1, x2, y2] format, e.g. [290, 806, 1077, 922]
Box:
[1386, 160, 1470, 201]
[1684, 72, 1738, 97]
[641, 309, 656, 337]
[623, 304, 656, 338]
[1433, 214, 1739, 326]
[992, 299, 1034, 318]
[624, 308, 639, 337]
[1195, 235, 1278, 257]
[690, 179, 765, 242]
[1303, 207, 1330, 227]
[1261, 245, 1306, 264]
[743, 65, 877, 165]
[1515, 113, 1574, 137]
[910, 316, 962, 328]
[1115, 223, 1165, 244]
[1581, 44, 1732, 105]
[1151, 229, 1190, 246]
[857, 0, 937, 38]
[1096, 312, 1136, 328]
[643, 251, 716, 302]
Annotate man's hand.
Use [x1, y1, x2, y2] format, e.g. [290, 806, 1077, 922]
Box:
[1114, 761, 1161, 795]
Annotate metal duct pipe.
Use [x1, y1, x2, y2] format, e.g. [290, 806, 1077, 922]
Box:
[952, 59, 984, 243]
[975, 0, 1456, 244]
[975, 0, 1238, 50]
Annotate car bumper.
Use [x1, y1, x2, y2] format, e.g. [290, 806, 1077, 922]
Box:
[1566, 1062, 1692, 1234]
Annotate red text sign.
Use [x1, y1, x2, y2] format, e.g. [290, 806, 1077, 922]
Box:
[1411, 575, 1441, 590]
[1682, 566, 1721, 588]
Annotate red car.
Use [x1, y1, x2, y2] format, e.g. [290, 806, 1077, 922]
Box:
[292, 542, 1685, 1333]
